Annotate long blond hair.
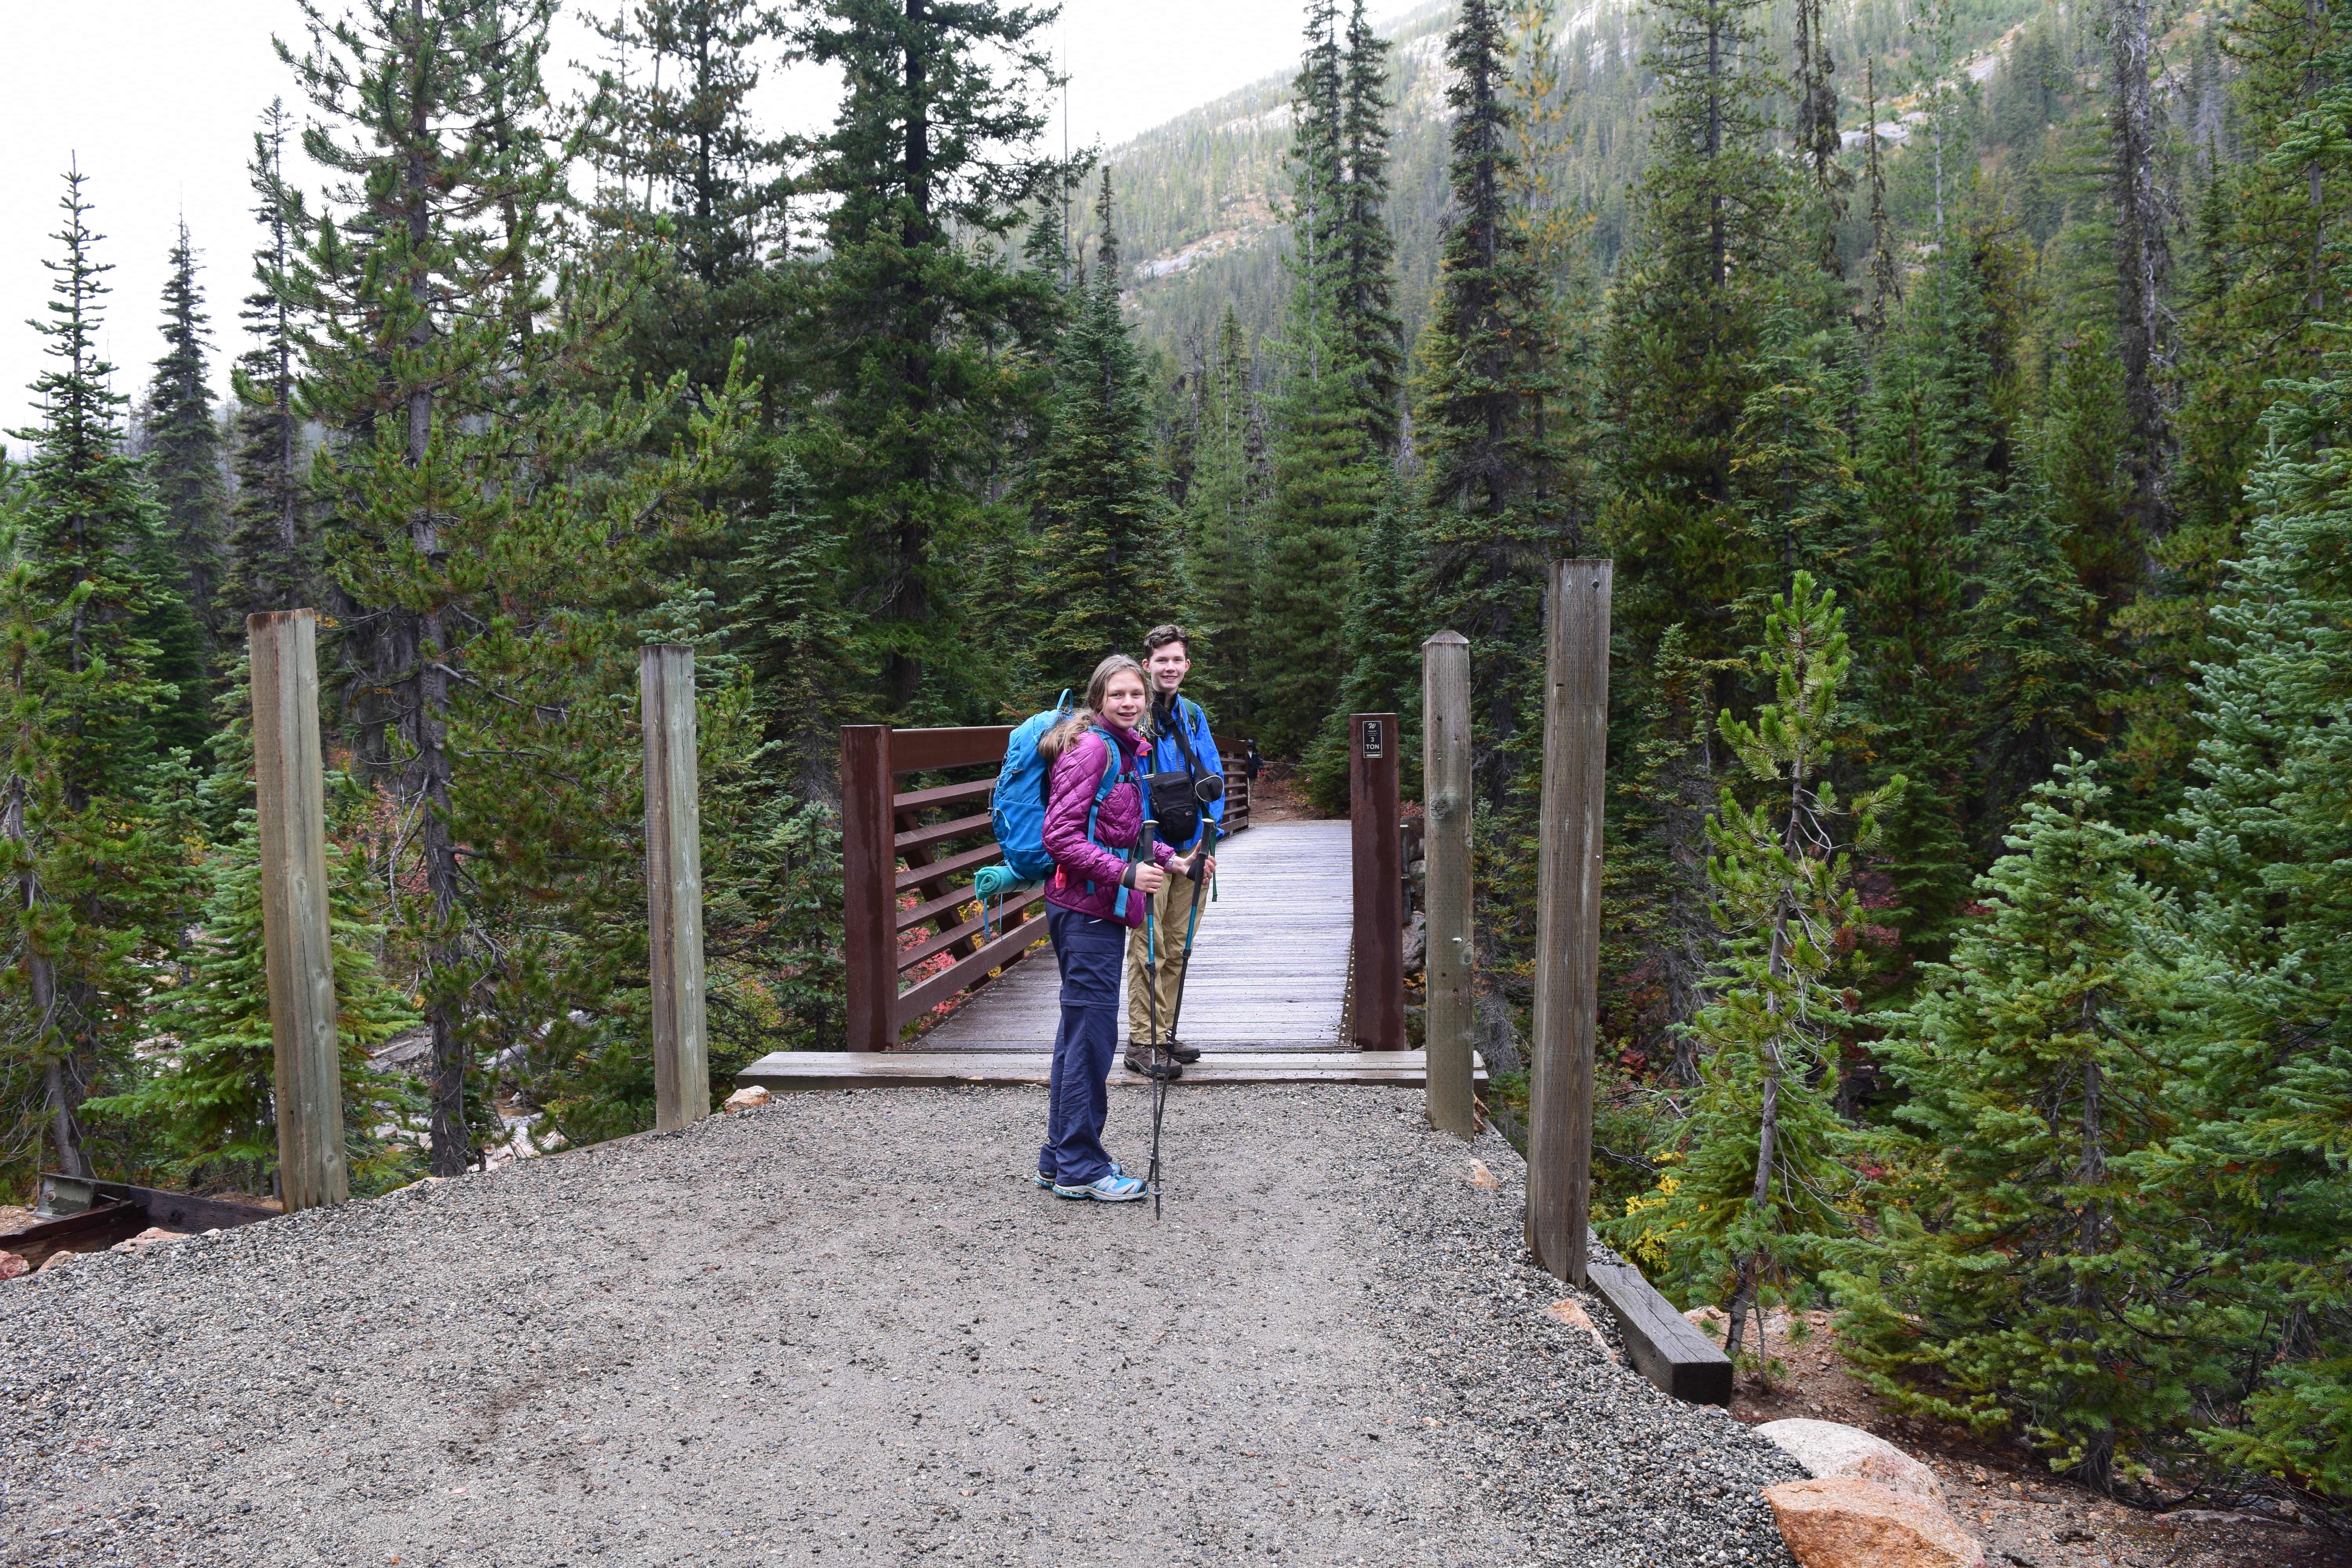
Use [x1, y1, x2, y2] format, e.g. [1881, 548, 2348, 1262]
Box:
[1040, 654, 1148, 758]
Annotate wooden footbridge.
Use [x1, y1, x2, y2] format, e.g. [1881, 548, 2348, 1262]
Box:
[737, 717, 1465, 1090]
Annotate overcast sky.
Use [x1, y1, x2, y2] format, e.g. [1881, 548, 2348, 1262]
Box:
[0, 0, 1328, 455]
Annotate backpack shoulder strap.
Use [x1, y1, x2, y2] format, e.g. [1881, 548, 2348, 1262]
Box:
[1081, 727, 1137, 918]
[1162, 699, 1207, 777]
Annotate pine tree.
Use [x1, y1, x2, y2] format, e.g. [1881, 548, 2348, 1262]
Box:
[730, 459, 862, 800]
[0, 168, 198, 1183]
[225, 102, 311, 624]
[1302, 476, 1423, 814]
[1601, 0, 1786, 672]
[789, 0, 1075, 719]
[1616, 575, 1896, 1359]
[2165, 310, 2352, 1497]
[1253, 0, 1381, 759]
[1788, 0, 1849, 275]
[1834, 763, 2218, 1490]
[1027, 173, 1174, 688]
[2105, 0, 2175, 546]
[2113, 0, 2352, 812]
[84, 811, 423, 1198]
[286, 0, 758, 1172]
[1414, 0, 1572, 809]
[1336, 0, 1403, 457]
[588, 0, 791, 289]
[146, 221, 230, 650]
[1859, 62, 1900, 343]
[1180, 305, 1264, 728]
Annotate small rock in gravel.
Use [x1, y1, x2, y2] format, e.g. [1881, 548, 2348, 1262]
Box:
[109, 1227, 186, 1258]
[0, 1248, 25, 1280]
[1544, 1298, 1618, 1363]
[1466, 1157, 1501, 1188]
[722, 1084, 773, 1113]
[1766, 1476, 1986, 1568]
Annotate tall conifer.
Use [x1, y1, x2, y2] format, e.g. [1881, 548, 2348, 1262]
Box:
[1624, 577, 1894, 1357]
[1836, 764, 2217, 1489]
[1414, 0, 1568, 807]
[1336, 0, 1403, 456]
[0, 169, 196, 1182]
[146, 221, 230, 650]
[2165, 305, 2352, 1495]
[1601, 0, 1786, 670]
[1181, 306, 1263, 727]
[287, 0, 757, 1172]
[1027, 173, 1173, 687]
[790, 0, 1075, 718]
[226, 102, 310, 623]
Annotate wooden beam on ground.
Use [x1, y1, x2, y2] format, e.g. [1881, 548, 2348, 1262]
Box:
[1421, 632, 1475, 1139]
[1586, 1254, 1735, 1405]
[1528, 561, 1611, 1287]
[247, 610, 348, 1212]
[841, 726, 895, 1050]
[1348, 713, 1404, 1050]
[642, 645, 710, 1130]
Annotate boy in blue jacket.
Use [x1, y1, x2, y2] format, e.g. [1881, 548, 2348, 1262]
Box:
[1125, 624, 1225, 1079]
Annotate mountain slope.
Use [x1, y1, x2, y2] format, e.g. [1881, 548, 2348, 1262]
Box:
[1085, 0, 2055, 381]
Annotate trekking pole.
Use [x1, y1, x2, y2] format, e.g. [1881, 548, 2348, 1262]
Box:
[1137, 795, 1171, 1221]
[1163, 819, 1220, 1044]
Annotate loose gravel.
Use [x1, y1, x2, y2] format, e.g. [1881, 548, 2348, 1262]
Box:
[1, 1085, 1800, 1567]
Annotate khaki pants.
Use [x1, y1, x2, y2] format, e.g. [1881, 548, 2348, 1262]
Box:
[1125, 867, 1203, 1047]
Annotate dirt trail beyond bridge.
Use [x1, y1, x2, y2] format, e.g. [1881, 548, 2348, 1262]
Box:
[1, 1087, 1801, 1567]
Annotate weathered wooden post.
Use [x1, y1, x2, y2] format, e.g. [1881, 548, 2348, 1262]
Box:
[1421, 633, 1475, 1138]
[840, 725, 896, 1051]
[247, 610, 347, 1211]
[641, 645, 709, 1131]
[1528, 560, 1612, 1286]
[1348, 712, 1405, 1051]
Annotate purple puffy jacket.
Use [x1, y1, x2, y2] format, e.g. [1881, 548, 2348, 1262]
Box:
[1042, 723, 1176, 927]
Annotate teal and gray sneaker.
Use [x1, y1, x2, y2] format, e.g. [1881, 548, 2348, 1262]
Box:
[1052, 1172, 1147, 1202]
[1034, 1163, 1118, 1189]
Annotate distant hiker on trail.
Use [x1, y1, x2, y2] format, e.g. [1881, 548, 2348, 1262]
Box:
[1031, 655, 1213, 1202]
[1127, 624, 1226, 1080]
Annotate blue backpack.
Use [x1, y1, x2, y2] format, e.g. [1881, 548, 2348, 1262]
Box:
[983, 694, 1140, 920]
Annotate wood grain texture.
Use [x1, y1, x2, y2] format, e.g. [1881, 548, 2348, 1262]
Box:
[1421, 633, 1476, 1139]
[1587, 1258, 1734, 1405]
[1528, 561, 1612, 1287]
[840, 726, 895, 1050]
[894, 822, 1355, 1053]
[642, 646, 709, 1131]
[247, 611, 348, 1211]
[1348, 715, 1404, 1049]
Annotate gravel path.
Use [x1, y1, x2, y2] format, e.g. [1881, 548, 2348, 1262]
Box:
[1, 1086, 1801, 1567]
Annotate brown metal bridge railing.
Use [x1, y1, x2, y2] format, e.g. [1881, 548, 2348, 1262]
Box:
[840, 723, 1254, 1051]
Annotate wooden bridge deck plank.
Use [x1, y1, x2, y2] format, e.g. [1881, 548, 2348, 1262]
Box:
[736, 1049, 1485, 1091]
[891, 820, 1357, 1055]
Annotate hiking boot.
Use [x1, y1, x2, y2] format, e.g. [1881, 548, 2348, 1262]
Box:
[1052, 1172, 1147, 1202]
[1124, 1046, 1182, 1081]
[1165, 1037, 1202, 1065]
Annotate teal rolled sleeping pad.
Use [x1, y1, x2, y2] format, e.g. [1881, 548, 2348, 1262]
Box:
[973, 862, 1043, 933]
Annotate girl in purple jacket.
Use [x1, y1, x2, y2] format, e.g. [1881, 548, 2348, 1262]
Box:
[1033, 655, 1213, 1200]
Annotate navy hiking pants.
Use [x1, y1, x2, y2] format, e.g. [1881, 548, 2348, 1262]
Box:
[1039, 905, 1125, 1186]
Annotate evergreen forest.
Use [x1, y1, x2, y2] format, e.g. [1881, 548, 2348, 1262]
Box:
[3, 0, 2350, 1515]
